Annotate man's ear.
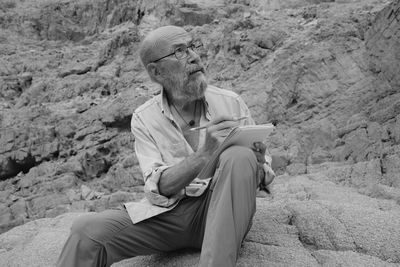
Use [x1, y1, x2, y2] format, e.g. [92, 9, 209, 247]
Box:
[146, 63, 160, 80]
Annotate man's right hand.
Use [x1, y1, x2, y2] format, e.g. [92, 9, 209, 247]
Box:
[159, 115, 241, 196]
[200, 115, 242, 157]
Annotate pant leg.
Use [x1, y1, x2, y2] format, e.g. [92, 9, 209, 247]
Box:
[57, 194, 208, 267]
[57, 145, 258, 267]
[199, 145, 259, 267]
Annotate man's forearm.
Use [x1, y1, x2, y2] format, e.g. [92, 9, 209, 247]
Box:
[158, 151, 209, 196]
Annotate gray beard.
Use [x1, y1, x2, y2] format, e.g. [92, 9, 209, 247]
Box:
[163, 72, 208, 103]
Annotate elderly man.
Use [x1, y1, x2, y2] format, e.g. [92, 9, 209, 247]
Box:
[57, 25, 274, 267]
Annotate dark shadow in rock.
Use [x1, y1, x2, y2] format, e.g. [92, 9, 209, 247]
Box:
[0, 154, 37, 181]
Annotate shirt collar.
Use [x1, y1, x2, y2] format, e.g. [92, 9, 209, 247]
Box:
[160, 88, 174, 121]
[204, 97, 212, 120]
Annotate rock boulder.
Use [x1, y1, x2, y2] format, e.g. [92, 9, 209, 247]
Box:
[1, 170, 399, 266]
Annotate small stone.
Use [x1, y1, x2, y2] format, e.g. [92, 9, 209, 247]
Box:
[0, 191, 11, 203]
[58, 63, 91, 78]
[81, 185, 94, 200]
[52, 174, 78, 192]
[10, 199, 27, 221]
[80, 151, 109, 180]
[0, 204, 12, 224]
[65, 189, 81, 202]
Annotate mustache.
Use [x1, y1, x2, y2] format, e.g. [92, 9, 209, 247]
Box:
[186, 64, 205, 75]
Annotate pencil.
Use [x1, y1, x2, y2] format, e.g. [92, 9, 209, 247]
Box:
[189, 116, 249, 131]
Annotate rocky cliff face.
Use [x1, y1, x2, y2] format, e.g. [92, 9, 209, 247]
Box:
[0, 0, 399, 265]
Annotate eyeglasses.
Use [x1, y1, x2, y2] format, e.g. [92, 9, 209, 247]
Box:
[152, 40, 204, 63]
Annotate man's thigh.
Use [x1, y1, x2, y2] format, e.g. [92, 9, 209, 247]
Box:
[77, 194, 209, 263]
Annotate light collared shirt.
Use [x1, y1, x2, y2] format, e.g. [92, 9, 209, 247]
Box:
[124, 85, 255, 224]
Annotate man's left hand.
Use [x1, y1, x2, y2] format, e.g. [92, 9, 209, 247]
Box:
[252, 141, 267, 164]
[252, 141, 276, 189]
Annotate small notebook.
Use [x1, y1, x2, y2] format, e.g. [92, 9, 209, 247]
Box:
[197, 123, 275, 179]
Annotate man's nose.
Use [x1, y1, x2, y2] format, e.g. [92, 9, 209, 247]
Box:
[187, 48, 201, 64]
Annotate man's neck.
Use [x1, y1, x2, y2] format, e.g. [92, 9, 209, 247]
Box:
[173, 99, 196, 112]
[165, 91, 200, 112]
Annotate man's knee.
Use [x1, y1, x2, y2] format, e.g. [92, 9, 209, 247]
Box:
[71, 214, 97, 236]
[71, 213, 110, 244]
[219, 145, 257, 167]
[216, 145, 258, 188]
[71, 210, 132, 245]
[213, 145, 258, 209]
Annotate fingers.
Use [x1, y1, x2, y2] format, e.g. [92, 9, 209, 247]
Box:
[252, 142, 267, 164]
[208, 120, 239, 133]
[211, 115, 236, 124]
[252, 141, 266, 154]
[203, 115, 243, 131]
[200, 115, 233, 129]
[211, 128, 231, 138]
[253, 153, 265, 163]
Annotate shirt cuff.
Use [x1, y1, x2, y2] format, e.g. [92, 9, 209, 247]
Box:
[143, 166, 184, 207]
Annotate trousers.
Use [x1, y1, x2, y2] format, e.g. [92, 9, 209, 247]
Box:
[57, 146, 259, 267]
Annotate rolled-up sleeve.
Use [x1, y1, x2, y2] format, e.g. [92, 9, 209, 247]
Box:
[131, 113, 183, 207]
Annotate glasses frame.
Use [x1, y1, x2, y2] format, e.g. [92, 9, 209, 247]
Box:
[152, 41, 203, 63]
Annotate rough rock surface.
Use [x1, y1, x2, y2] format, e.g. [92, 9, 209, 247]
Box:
[1, 168, 400, 266]
[0, 0, 400, 265]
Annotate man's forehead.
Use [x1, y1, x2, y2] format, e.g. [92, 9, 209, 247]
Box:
[169, 34, 192, 47]
[155, 31, 191, 50]
[140, 26, 192, 66]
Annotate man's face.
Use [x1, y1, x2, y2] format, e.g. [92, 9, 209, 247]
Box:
[155, 36, 207, 103]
